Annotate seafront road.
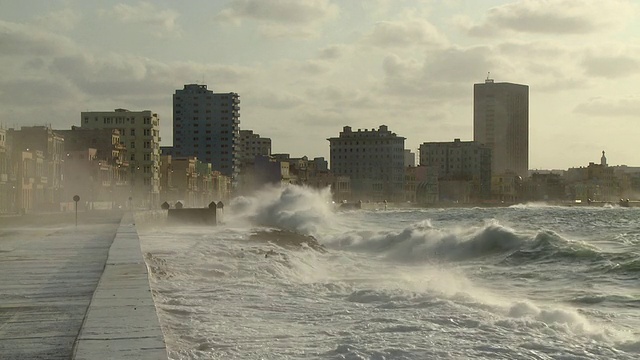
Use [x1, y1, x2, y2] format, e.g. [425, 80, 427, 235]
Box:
[0, 210, 167, 360]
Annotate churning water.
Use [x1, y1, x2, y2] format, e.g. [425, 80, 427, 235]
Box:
[138, 185, 640, 359]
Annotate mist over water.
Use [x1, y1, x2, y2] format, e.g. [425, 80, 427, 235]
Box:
[138, 185, 640, 359]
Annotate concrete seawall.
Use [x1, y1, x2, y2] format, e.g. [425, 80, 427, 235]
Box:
[73, 212, 168, 359]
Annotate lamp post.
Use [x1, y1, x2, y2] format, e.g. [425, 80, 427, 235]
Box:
[73, 195, 80, 227]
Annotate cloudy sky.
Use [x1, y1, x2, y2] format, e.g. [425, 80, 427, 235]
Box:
[1, 0, 639, 169]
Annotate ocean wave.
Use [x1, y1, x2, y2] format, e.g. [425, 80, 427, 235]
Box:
[228, 184, 336, 237]
[504, 229, 603, 264]
[326, 220, 526, 263]
[508, 202, 561, 209]
[592, 257, 640, 274]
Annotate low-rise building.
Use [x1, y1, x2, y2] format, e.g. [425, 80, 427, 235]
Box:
[419, 138, 491, 202]
[328, 125, 406, 202]
[81, 109, 161, 208]
[7, 126, 64, 211]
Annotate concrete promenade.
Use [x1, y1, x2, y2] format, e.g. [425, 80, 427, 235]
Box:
[0, 210, 167, 359]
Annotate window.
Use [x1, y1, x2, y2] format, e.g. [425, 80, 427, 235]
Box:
[130, 129, 135, 136]
[131, 142, 135, 149]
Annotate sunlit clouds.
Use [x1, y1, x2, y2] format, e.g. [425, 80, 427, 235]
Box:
[1, 0, 639, 169]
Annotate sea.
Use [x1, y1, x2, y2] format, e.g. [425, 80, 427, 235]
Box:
[137, 185, 640, 360]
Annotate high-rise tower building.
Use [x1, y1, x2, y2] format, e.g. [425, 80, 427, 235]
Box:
[172, 84, 240, 182]
[473, 78, 529, 178]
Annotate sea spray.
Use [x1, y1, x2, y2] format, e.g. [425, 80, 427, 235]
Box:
[228, 184, 336, 236]
[136, 192, 640, 359]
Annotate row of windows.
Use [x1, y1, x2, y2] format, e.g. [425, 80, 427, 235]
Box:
[332, 139, 402, 146]
[333, 148, 402, 153]
[422, 149, 482, 155]
[175, 117, 233, 122]
[83, 117, 139, 125]
[332, 154, 402, 160]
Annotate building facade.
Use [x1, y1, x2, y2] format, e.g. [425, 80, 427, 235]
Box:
[172, 84, 240, 183]
[0, 127, 11, 213]
[58, 127, 129, 208]
[81, 109, 161, 208]
[239, 130, 271, 163]
[473, 78, 529, 178]
[419, 138, 491, 201]
[7, 126, 65, 211]
[328, 125, 406, 202]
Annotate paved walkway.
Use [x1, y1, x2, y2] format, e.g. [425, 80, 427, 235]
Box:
[0, 210, 167, 360]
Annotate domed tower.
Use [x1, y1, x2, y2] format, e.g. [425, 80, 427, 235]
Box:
[601, 151, 607, 167]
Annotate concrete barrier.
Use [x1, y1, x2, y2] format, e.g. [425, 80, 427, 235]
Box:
[73, 212, 168, 360]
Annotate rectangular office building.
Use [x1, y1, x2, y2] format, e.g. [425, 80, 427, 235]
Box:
[474, 79, 528, 178]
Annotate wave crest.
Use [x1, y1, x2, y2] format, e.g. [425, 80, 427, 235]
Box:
[229, 184, 336, 236]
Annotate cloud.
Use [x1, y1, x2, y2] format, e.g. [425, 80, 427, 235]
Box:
[0, 79, 80, 106]
[461, 0, 637, 36]
[32, 9, 82, 32]
[378, 46, 498, 101]
[574, 96, 640, 117]
[49, 53, 256, 100]
[582, 54, 640, 78]
[0, 20, 76, 56]
[423, 46, 497, 82]
[216, 0, 338, 24]
[305, 85, 375, 110]
[365, 19, 448, 48]
[102, 2, 181, 38]
[250, 91, 305, 110]
[317, 45, 346, 60]
[215, 0, 338, 38]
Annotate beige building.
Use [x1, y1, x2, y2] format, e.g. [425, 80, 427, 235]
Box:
[239, 130, 271, 163]
[419, 138, 492, 201]
[328, 125, 406, 202]
[81, 109, 161, 207]
[7, 126, 65, 211]
[58, 127, 129, 207]
[0, 127, 11, 213]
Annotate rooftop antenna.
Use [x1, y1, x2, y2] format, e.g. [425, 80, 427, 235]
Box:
[485, 71, 494, 84]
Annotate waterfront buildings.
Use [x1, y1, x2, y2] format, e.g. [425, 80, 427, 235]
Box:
[404, 149, 416, 167]
[473, 78, 529, 179]
[419, 138, 491, 202]
[172, 84, 240, 183]
[239, 130, 271, 163]
[328, 125, 406, 201]
[0, 127, 10, 213]
[80, 109, 161, 207]
[57, 127, 129, 207]
[7, 126, 65, 212]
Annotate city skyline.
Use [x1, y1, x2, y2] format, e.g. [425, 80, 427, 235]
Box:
[1, 1, 639, 169]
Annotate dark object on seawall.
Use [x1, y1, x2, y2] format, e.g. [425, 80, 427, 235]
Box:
[163, 201, 224, 225]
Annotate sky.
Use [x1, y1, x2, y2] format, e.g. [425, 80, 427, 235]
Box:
[1, 0, 639, 170]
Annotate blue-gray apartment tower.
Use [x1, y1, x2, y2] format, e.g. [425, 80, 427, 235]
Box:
[172, 84, 240, 182]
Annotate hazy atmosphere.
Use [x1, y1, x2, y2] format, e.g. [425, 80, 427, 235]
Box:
[1, 0, 639, 169]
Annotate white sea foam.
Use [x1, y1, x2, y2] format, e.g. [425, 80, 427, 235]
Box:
[137, 185, 640, 359]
